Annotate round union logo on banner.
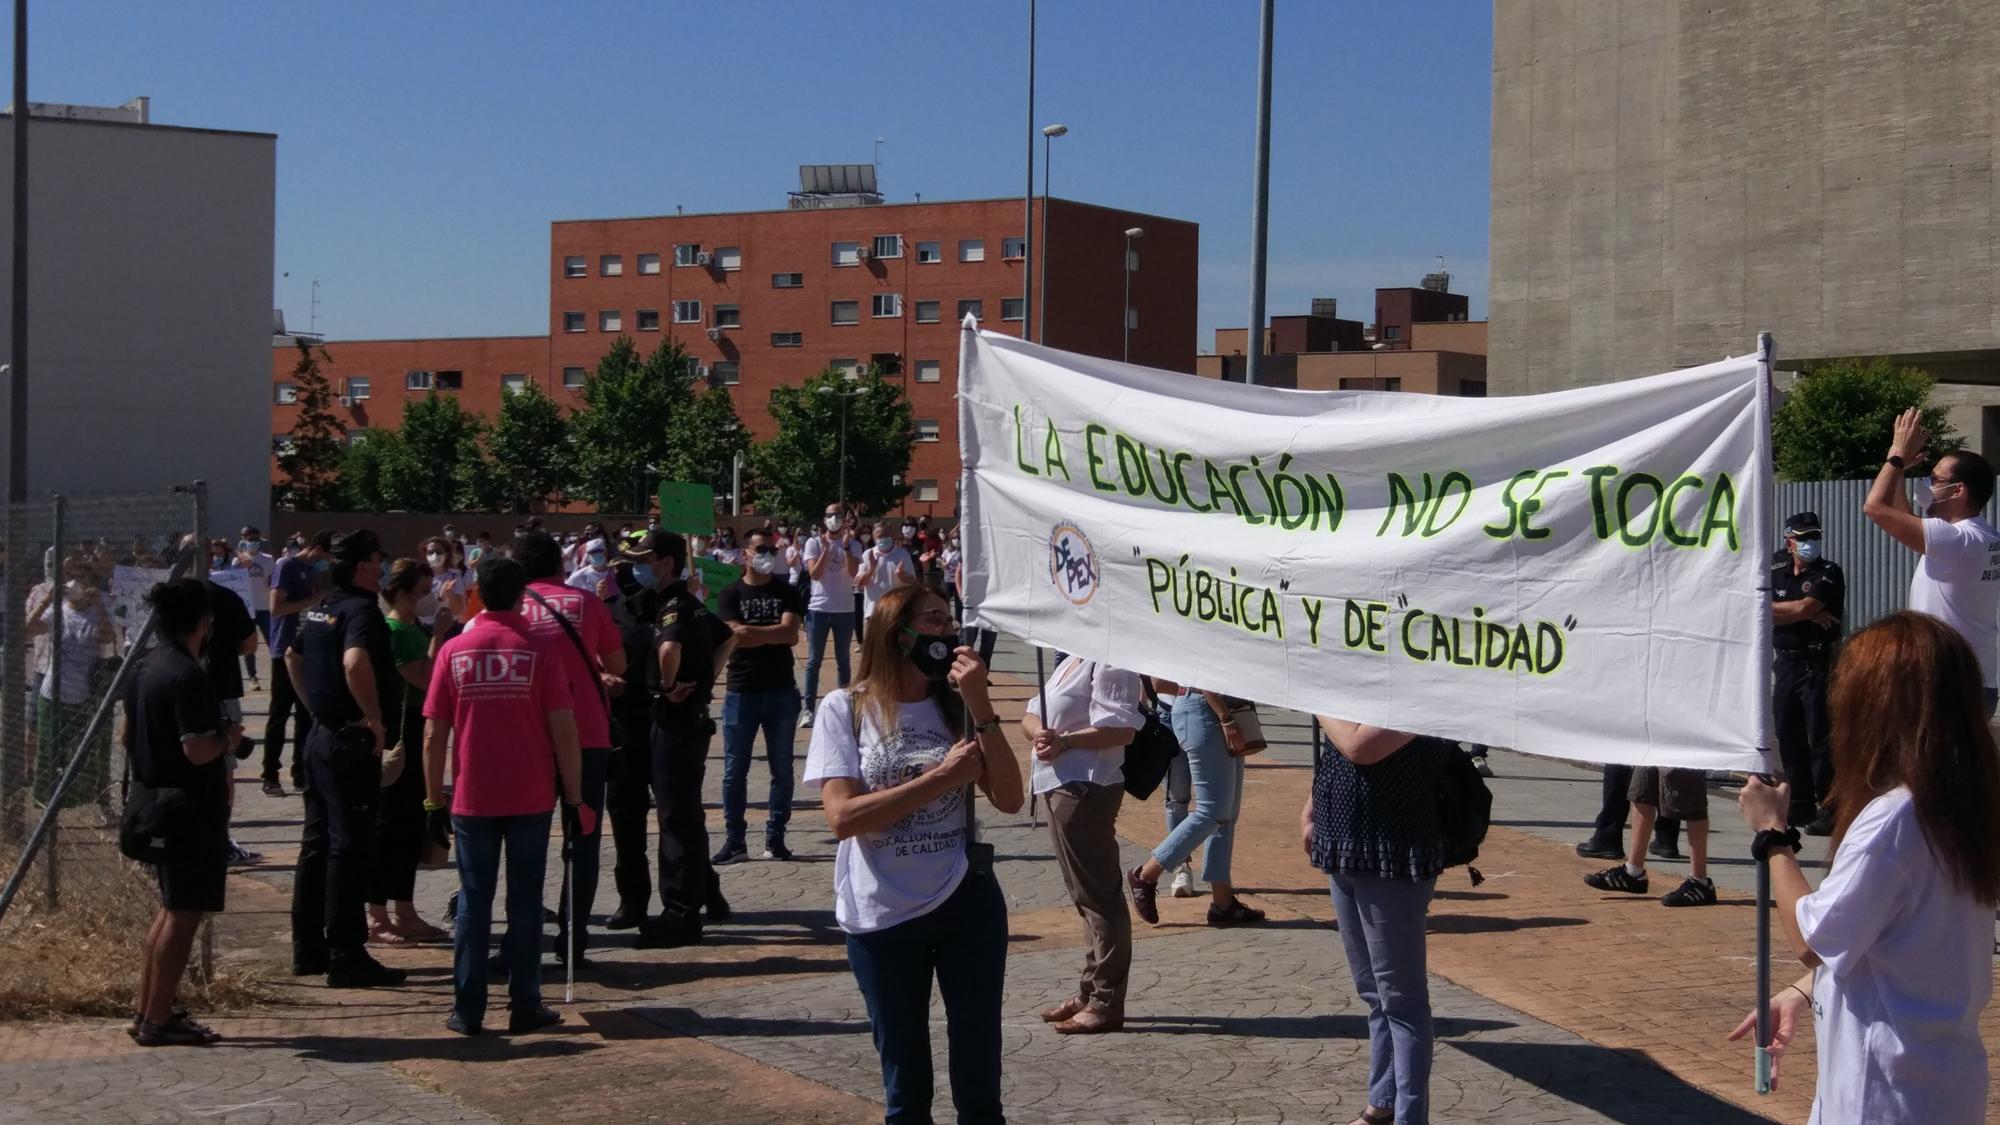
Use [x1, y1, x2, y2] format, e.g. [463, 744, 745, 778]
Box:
[1048, 522, 1099, 606]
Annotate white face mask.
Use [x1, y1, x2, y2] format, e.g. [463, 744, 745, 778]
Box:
[900, 525, 916, 538]
[426, 552, 447, 568]
[824, 514, 842, 531]
[751, 552, 786, 576]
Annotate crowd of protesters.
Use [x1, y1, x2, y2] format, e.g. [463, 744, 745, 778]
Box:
[90, 420, 2000, 1125]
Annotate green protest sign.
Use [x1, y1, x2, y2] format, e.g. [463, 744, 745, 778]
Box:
[692, 556, 742, 614]
[656, 481, 716, 535]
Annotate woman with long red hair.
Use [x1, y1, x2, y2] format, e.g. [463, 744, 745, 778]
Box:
[1733, 611, 2000, 1123]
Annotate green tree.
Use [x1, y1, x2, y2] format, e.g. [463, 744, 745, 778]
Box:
[568, 337, 699, 512]
[749, 366, 914, 519]
[664, 384, 751, 503]
[337, 431, 402, 511]
[486, 381, 573, 512]
[1773, 357, 1963, 481]
[275, 339, 348, 510]
[379, 392, 488, 510]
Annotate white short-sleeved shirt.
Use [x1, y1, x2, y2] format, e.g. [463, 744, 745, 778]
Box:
[1026, 656, 1144, 795]
[860, 546, 916, 616]
[1796, 787, 1992, 1125]
[1908, 516, 2000, 687]
[803, 689, 972, 934]
[802, 536, 864, 612]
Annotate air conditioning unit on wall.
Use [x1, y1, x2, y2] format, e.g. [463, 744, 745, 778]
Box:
[338, 396, 354, 407]
[694, 251, 713, 266]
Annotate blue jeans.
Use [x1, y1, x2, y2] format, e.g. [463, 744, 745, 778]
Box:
[555, 746, 610, 953]
[452, 810, 553, 1029]
[804, 610, 855, 706]
[1152, 695, 1241, 883]
[846, 872, 1008, 1124]
[1330, 873, 1437, 1125]
[721, 688, 802, 844]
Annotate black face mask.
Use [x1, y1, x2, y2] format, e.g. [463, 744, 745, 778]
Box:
[902, 628, 959, 682]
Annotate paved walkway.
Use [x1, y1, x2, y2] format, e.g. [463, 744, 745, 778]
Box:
[3, 632, 1997, 1123]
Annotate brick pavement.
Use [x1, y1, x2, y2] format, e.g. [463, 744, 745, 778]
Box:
[5, 631, 1993, 1121]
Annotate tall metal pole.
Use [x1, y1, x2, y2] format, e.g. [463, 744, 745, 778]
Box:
[837, 394, 849, 511]
[1753, 330, 1777, 1095]
[42, 492, 59, 910]
[1122, 233, 1133, 363]
[1037, 133, 1052, 344]
[8, 0, 26, 501]
[1244, 0, 1274, 387]
[1021, 0, 1035, 344]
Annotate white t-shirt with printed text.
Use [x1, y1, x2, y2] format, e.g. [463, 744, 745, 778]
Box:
[1908, 516, 2000, 687]
[803, 689, 972, 934]
[1797, 786, 1992, 1124]
[1026, 656, 1145, 795]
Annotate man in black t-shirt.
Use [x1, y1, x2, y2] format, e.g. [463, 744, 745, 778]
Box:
[285, 529, 406, 989]
[713, 527, 805, 864]
[123, 578, 232, 1046]
[636, 531, 731, 948]
[202, 574, 261, 865]
[603, 562, 659, 930]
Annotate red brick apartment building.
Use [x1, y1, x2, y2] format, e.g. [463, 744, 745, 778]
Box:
[273, 193, 1198, 515]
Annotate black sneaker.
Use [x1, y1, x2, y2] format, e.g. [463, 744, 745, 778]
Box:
[445, 1011, 482, 1036]
[1805, 809, 1835, 837]
[1206, 899, 1267, 927]
[1647, 840, 1683, 861]
[260, 778, 287, 799]
[1574, 838, 1624, 860]
[633, 923, 703, 950]
[762, 838, 794, 861]
[604, 904, 647, 931]
[326, 954, 408, 988]
[444, 891, 459, 923]
[704, 888, 733, 922]
[1661, 876, 1717, 908]
[1583, 865, 1650, 894]
[508, 1005, 563, 1035]
[711, 840, 748, 865]
[290, 953, 328, 977]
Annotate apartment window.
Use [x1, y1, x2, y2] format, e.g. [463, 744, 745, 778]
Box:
[711, 361, 740, 386]
[771, 331, 803, 347]
[273, 382, 297, 405]
[600, 310, 622, 332]
[914, 300, 941, 324]
[1383, 325, 1402, 341]
[637, 252, 661, 275]
[1339, 377, 1403, 392]
[563, 255, 586, 278]
[562, 366, 587, 389]
[1002, 236, 1026, 260]
[600, 255, 623, 277]
[1126, 308, 1140, 330]
[832, 241, 862, 267]
[916, 419, 941, 442]
[345, 377, 371, 400]
[915, 241, 942, 264]
[831, 358, 861, 378]
[563, 311, 585, 333]
[831, 300, 860, 326]
[872, 234, 903, 258]
[714, 246, 742, 271]
[772, 272, 804, 288]
[1459, 380, 1487, 398]
[637, 309, 660, 331]
[502, 373, 527, 395]
[1001, 297, 1025, 321]
[872, 352, 902, 377]
[957, 299, 983, 321]
[673, 300, 702, 324]
[912, 479, 940, 503]
[958, 239, 985, 262]
[675, 243, 702, 267]
[915, 359, 941, 384]
[713, 304, 741, 328]
[435, 370, 464, 391]
[405, 370, 434, 391]
[872, 293, 902, 318]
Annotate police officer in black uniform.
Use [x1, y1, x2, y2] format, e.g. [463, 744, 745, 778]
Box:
[635, 532, 731, 948]
[603, 546, 661, 931]
[1772, 511, 1844, 836]
[287, 529, 408, 987]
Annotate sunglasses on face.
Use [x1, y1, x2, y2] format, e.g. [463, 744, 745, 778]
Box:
[752, 545, 778, 556]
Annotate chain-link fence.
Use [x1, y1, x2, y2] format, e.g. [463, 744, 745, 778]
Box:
[0, 482, 253, 1017]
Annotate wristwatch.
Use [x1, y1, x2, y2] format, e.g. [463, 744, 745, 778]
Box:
[973, 716, 1002, 734]
[1750, 826, 1802, 862]
[1886, 454, 1907, 471]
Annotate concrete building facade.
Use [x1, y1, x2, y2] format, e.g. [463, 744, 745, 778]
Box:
[2, 109, 275, 534]
[275, 196, 1197, 516]
[1489, 1, 2000, 408]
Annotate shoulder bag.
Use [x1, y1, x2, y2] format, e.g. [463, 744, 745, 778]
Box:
[1121, 679, 1181, 800]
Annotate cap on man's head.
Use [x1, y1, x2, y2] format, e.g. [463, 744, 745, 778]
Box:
[240, 525, 261, 538]
[622, 529, 685, 563]
[585, 537, 607, 555]
[329, 529, 384, 565]
[1783, 511, 1822, 537]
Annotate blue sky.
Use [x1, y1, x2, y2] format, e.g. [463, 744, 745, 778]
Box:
[18, 1, 1491, 349]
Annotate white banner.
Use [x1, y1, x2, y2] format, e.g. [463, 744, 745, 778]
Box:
[958, 326, 1774, 771]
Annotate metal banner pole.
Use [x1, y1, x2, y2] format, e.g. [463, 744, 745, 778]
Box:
[42, 493, 60, 910]
[1753, 331, 1777, 1094]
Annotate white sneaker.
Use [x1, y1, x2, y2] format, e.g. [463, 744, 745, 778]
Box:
[1169, 865, 1198, 898]
[1473, 757, 1494, 778]
[225, 839, 262, 866]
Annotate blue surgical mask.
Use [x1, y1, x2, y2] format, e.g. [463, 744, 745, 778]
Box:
[311, 558, 330, 575]
[632, 564, 656, 589]
[588, 551, 607, 567]
[875, 537, 894, 552]
[1795, 539, 1822, 562]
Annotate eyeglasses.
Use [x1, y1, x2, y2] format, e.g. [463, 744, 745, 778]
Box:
[912, 608, 956, 628]
[752, 545, 777, 556]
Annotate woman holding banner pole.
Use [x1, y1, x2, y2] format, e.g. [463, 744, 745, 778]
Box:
[1729, 611, 1999, 1123]
[1126, 684, 1264, 927]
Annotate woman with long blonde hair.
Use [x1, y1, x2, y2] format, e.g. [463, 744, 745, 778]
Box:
[1733, 611, 2000, 1123]
[803, 584, 1023, 1124]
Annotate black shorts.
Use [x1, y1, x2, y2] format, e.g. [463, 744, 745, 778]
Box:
[1627, 767, 1708, 822]
[154, 829, 228, 914]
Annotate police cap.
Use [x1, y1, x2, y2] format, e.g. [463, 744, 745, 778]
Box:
[1782, 512, 1822, 538]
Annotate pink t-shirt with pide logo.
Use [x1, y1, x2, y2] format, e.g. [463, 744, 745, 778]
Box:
[424, 610, 575, 817]
[521, 579, 622, 748]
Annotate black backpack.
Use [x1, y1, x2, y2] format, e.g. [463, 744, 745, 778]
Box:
[1435, 741, 1493, 885]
